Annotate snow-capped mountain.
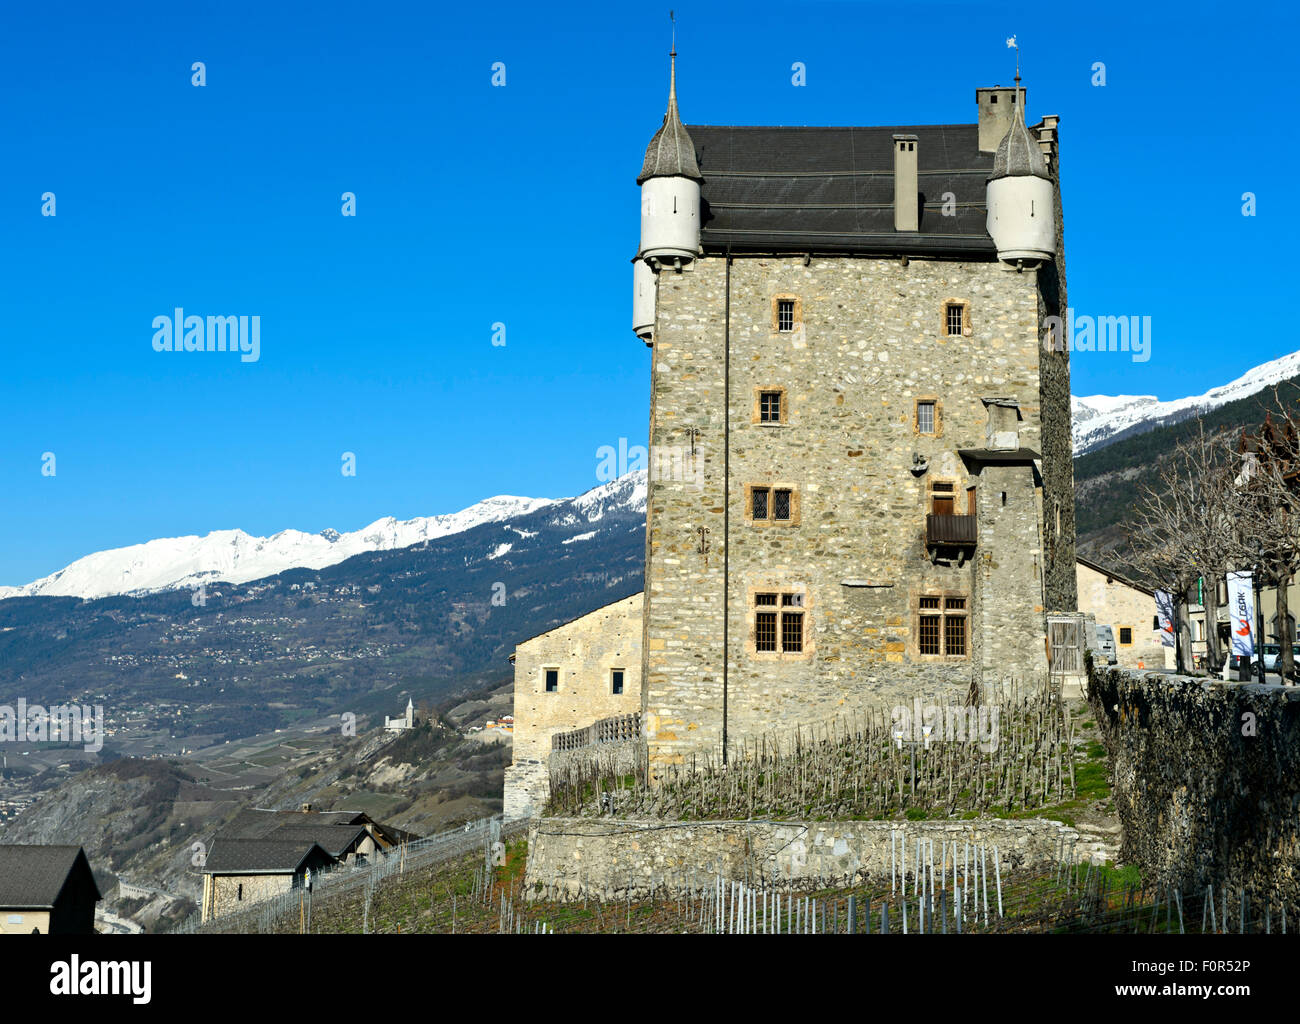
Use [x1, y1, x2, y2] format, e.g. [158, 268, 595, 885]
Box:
[0, 472, 647, 601]
[1072, 350, 1300, 456]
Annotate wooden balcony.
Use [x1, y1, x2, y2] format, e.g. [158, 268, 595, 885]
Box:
[926, 513, 978, 548]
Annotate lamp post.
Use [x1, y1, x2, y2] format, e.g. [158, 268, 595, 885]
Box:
[1254, 539, 1268, 682]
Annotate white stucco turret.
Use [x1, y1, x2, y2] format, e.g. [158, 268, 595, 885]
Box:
[986, 81, 1055, 267]
[637, 51, 702, 270]
[632, 258, 655, 344]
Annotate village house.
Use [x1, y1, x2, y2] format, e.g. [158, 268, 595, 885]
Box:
[0, 844, 102, 934]
[200, 807, 418, 921]
[1075, 556, 1166, 670]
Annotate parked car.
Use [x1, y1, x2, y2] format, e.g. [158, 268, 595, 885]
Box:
[1095, 625, 1117, 665]
[1227, 646, 1300, 680]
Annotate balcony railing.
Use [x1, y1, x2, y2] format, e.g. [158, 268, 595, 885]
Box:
[926, 513, 978, 547]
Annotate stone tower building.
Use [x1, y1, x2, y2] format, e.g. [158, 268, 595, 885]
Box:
[633, 55, 1076, 772]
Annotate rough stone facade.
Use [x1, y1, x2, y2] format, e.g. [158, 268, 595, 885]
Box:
[644, 255, 1073, 769]
[202, 872, 298, 921]
[505, 595, 642, 818]
[1088, 664, 1300, 904]
[525, 817, 1082, 898]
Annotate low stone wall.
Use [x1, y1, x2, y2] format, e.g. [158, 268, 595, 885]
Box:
[1088, 665, 1300, 903]
[524, 817, 1080, 899]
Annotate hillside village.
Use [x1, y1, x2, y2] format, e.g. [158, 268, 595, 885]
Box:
[2, 47, 1297, 947]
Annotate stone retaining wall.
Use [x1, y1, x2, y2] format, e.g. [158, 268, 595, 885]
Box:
[524, 816, 1080, 899]
[1088, 664, 1300, 903]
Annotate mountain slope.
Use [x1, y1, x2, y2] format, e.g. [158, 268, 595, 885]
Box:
[0, 474, 647, 745]
[1072, 350, 1300, 455]
[0, 494, 562, 600]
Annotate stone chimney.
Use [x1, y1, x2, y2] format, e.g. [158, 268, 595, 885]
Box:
[976, 86, 1024, 153]
[893, 134, 918, 232]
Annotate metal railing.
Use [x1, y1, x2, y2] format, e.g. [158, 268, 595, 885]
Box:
[169, 814, 526, 934]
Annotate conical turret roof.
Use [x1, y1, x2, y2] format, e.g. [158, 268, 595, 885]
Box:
[988, 85, 1049, 181]
[637, 53, 702, 185]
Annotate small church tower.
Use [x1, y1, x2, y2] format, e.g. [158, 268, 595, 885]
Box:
[985, 75, 1056, 267]
[633, 48, 702, 343]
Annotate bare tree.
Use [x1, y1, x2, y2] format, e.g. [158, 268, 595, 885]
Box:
[1235, 409, 1300, 680]
[1129, 424, 1246, 674]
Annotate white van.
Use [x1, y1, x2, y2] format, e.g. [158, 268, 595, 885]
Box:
[1096, 625, 1118, 665]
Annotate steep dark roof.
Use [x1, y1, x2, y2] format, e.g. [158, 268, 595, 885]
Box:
[267, 823, 369, 859]
[220, 808, 368, 840]
[203, 839, 334, 875]
[638, 55, 702, 184]
[0, 845, 102, 909]
[989, 93, 1049, 181]
[686, 123, 996, 256]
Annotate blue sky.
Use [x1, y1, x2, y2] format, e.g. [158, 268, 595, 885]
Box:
[0, 0, 1293, 585]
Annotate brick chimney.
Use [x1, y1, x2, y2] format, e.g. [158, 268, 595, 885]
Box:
[893, 134, 918, 232]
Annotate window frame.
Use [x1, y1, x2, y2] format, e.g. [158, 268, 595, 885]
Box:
[745, 483, 800, 526]
[914, 396, 942, 437]
[754, 387, 787, 426]
[610, 667, 625, 695]
[543, 667, 559, 693]
[749, 585, 812, 659]
[941, 299, 972, 339]
[914, 592, 970, 660]
[770, 295, 803, 336]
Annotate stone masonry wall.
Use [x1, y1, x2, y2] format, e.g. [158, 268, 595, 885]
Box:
[1088, 664, 1300, 903]
[525, 817, 1081, 899]
[644, 255, 1052, 770]
[506, 594, 642, 818]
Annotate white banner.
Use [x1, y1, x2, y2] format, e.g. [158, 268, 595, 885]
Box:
[1154, 590, 1175, 648]
[1226, 571, 1256, 658]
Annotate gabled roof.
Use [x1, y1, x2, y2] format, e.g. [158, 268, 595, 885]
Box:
[1077, 555, 1155, 597]
[0, 845, 102, 909]
[203, 839, 334, 875]
[265, 823, 370, 859]
[686, 123, 996, 256]
[219, 808, 370, 840]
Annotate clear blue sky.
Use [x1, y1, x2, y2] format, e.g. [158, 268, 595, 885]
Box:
[1, 0, 1293, 585]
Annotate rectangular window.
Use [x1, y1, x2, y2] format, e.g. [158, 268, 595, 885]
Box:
[944, 599, 967, 656]
[544, 668, 558, 692]
[754, 591, 807, 655]
[946, 303, 964, 336]
[782, 612, 804, 653]
[752, 487, 770, 520]
[777, 300, 795, 333]
[917, 401, 935, 434]
[919, 613, 941, 655]
[773, 489, 792, 521]
[611, 668, 624, 695]
[759, 390, 782, 423]
[918, 595, 969, 658]
[1119, 627, 1133, 646]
